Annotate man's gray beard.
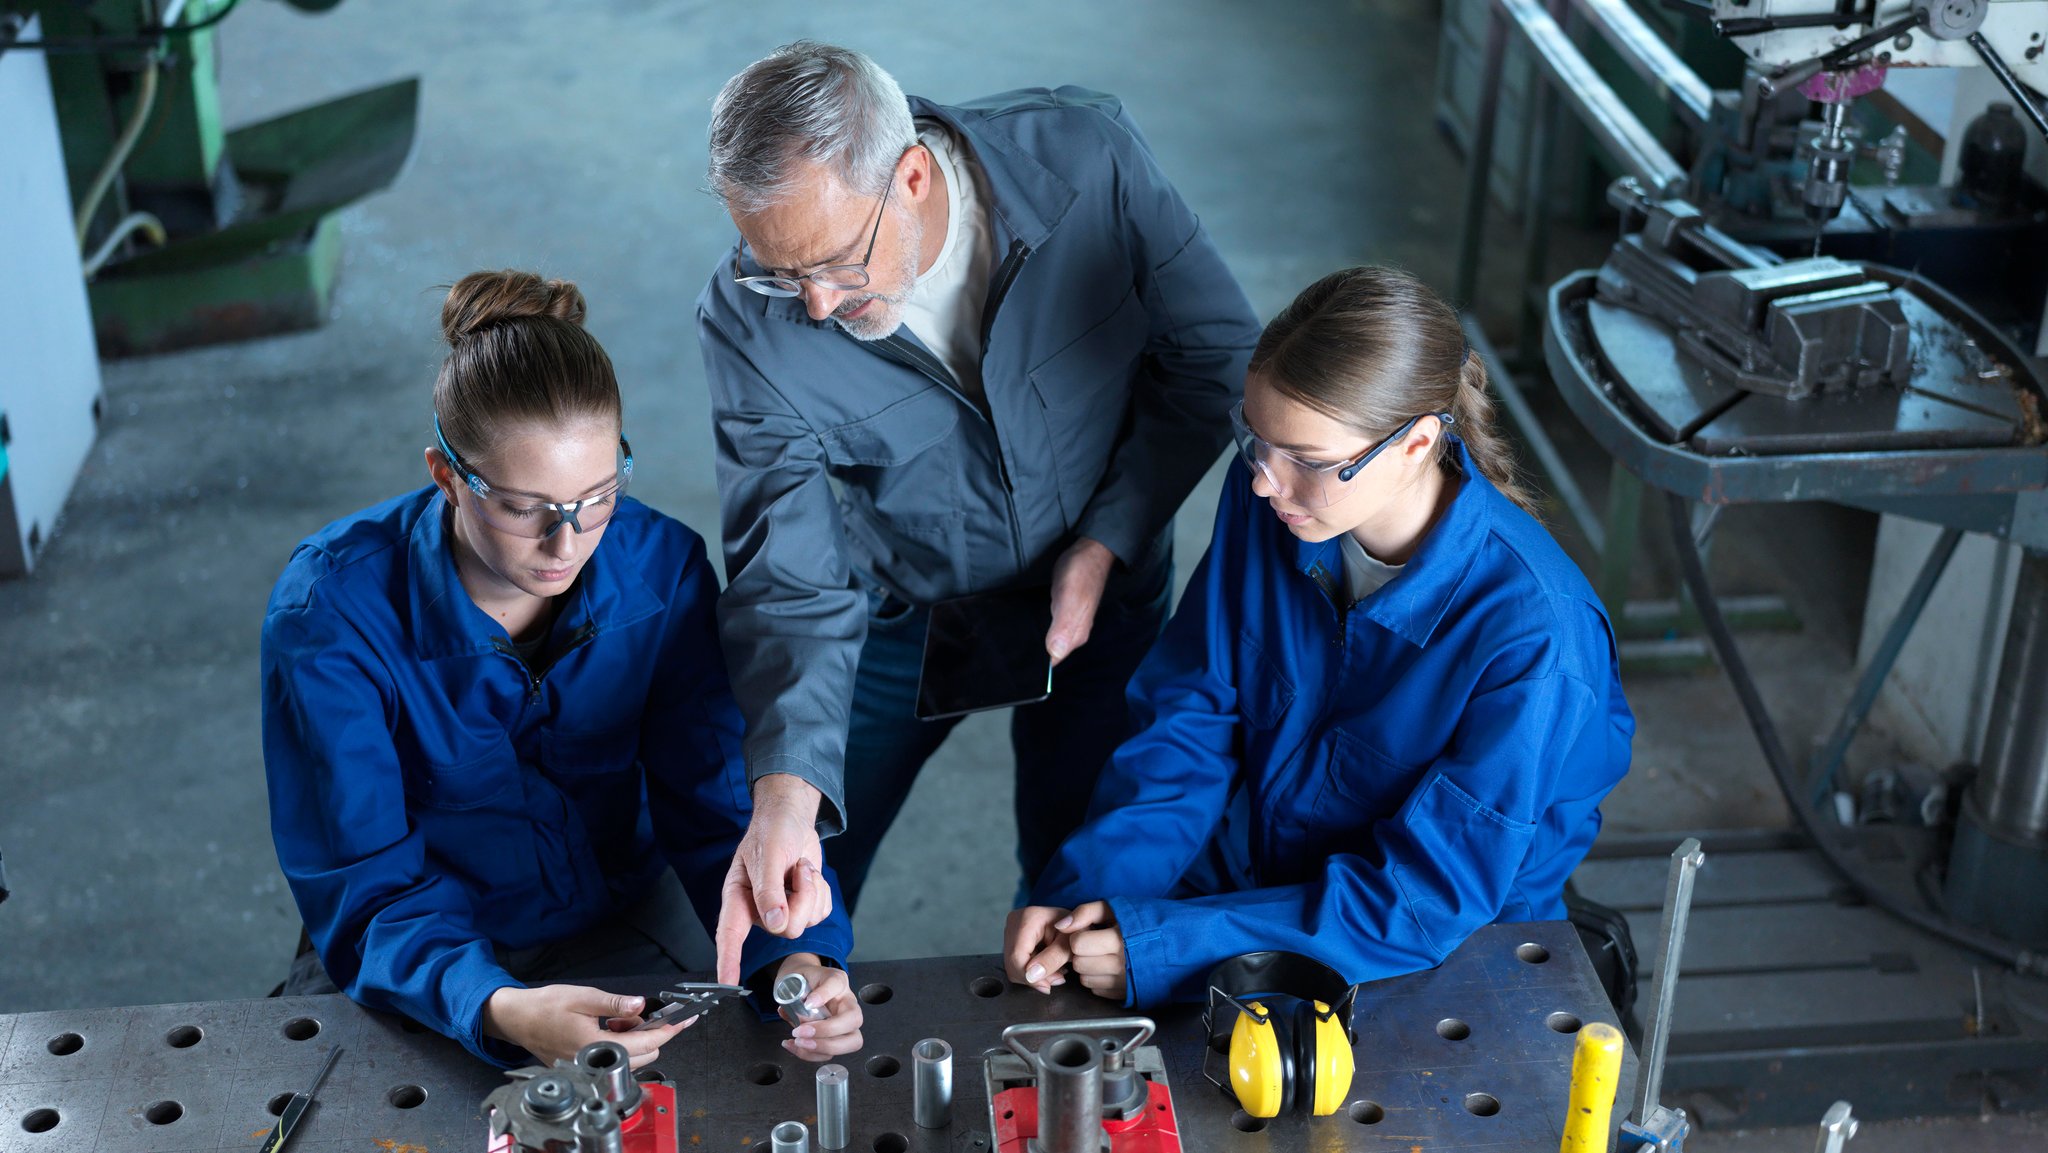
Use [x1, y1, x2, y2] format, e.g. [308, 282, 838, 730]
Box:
[831, 208, 924, 342]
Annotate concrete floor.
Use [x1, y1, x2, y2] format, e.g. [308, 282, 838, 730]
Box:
[0, 0, 2037, 1147]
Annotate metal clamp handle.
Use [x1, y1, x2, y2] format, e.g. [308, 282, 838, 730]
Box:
[1000, 1017, 1156, 1063]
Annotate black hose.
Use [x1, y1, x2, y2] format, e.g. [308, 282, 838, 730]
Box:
[1661, 490, 2048, 979]
[2, 0, 242, 54]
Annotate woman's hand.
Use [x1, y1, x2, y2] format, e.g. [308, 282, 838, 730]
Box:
[481, 984, 694, 1069]
[1004, 905, 1076, 994]
[1062, 901, 1129, 1002]
[775, 954, 863, 1060]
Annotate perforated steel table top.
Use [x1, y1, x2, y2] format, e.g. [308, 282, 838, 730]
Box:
[0, 920, 1630, 1151]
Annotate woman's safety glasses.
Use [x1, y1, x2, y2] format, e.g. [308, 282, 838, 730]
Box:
[434, 418, 634, 540]
[1228, 401, 1451, 508]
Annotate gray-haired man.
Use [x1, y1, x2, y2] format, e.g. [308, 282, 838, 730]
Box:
[697, 42, 1260, 985]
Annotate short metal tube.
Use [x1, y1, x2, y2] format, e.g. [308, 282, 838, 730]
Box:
[771, 1120, 810, 1153]
[1035, 1035, 1104, 1153]
[815, 1064, 850, 1150]
[776, 972, 830, 1026]
[913, 1038, 953, 1128]
[574, 1098, 624, 1153]
[575, 1040, 641, 1119]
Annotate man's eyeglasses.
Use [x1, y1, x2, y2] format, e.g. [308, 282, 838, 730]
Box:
[1228, 400, 1451, 509]
[434, 417, 634, 540]
[733, 176, 896, 298]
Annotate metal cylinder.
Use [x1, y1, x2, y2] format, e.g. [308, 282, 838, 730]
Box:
[574, 1040, 641, 1119]
[776, 972, 830, 1026]
[1944, 550, 2048, 946]
[815, 1064, 850, 1150]
[771, 1120, 810, 1153]
[913, 1038, 953, 1128]
[1975, 551, 2048, 842]
[1034, 1034, 1104, 1153]
[574, 1098, 624, 1153]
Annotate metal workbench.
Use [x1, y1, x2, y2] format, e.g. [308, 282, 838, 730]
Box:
[0, 921, 1629, 1151]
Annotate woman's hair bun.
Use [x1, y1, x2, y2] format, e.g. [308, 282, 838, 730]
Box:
[440, 270, 586, 345]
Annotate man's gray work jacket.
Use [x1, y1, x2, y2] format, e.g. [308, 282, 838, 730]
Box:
[696, 87, 1261, 832]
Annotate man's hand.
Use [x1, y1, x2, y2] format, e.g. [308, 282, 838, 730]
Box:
[775, 953, 864, 1060]
[1046, 537, 1116, 666]
[1003, 905, 1075, 994]
[480, 984, 694, 1069]
[1063, 901, 1129, 1003]
[716, 775, 832, 986]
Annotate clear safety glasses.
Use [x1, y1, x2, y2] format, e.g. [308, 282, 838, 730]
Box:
[732, 175, 896, 298]
[434, 418, 634, 540]
[1228, 400, 1451, 508]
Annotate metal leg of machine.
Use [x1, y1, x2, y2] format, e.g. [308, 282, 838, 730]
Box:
[1944, 549, 2048, 947]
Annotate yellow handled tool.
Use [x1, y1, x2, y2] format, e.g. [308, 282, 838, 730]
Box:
[1559, 1022, 1625, 1153]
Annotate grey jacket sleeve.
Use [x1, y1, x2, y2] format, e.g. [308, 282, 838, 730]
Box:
[1072, 104, 1261, 567]
[699, 310, 862, 836]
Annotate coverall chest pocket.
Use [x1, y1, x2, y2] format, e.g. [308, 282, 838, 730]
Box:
[1312, 726, 1427, 828]
[410, 734, 520, 812]
[540, 724, 641, 777]
[1236, 631, 1295, 733]
[819, 387, 959, 467]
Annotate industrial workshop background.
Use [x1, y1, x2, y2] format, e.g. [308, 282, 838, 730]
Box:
[1, 0, 2046, 1151]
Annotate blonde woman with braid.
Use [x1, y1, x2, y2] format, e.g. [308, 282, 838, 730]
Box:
[1005, 266, 1635, 1005]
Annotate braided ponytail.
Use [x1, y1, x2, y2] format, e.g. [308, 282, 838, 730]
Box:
[1450, 348, 1540, 517]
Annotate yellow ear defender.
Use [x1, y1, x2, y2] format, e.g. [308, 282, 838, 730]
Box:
[1203, 952, 1360, 1118]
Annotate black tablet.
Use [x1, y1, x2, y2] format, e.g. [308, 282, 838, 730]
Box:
[914, 585, 1055, 721]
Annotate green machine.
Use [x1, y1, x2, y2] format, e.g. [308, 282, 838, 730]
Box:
[3, 0, 417, 356]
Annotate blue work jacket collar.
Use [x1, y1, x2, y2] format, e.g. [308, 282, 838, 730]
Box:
[1294, 440, 1494, 649]
[744, 94, 1078, 330]
[405, 494, 665, 661]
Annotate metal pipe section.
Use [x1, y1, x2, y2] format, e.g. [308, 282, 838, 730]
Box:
[771, 1120, 811, 1153]
[1975, 550, 2048, 841]
[913, 1038, 953, 1128]
[1570, 0, 1713, 127]
[574, 1040, 641, 1119]
[776, 972, 830, 1026]
[1035, 1034, 1105, 1153]
[1632, 837, 1704, 1124]
[815, 1065, 850, 1150]
[1495, 0, 1689, 197]
[574, 1098, 624, 1153]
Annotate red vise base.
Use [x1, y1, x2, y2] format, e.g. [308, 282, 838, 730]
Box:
[487, 1080, 678, 1153]
[991, 1083, 1181, 1153]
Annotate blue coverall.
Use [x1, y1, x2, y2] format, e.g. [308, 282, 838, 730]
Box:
[261, 490, 850, 1063]
[1032, 444, 1634, 1005]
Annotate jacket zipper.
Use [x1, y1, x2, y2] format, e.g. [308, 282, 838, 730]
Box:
[980, 239, 1032, 573]
[495, 621, 599, 703]
[866, 239, 1036, 575]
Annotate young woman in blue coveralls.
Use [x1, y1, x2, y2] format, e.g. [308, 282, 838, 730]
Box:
[1004, 266, 1634, 1004]
[263, 271, 862, 1067]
